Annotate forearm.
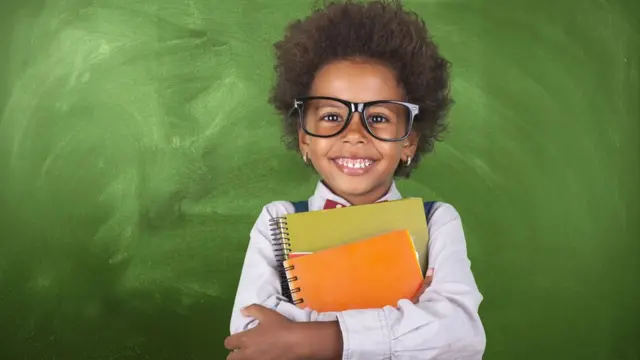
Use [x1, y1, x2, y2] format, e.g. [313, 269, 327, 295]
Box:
[290, 321, 343, 360]
[336, 294, 485, 360]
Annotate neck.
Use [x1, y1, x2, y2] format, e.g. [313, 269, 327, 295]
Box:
[322, 179, 394, 206]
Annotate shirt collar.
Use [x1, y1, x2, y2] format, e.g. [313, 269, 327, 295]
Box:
[308, 180, 403, 211]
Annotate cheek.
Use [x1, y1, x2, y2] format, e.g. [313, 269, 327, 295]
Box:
[376, 143, 404, 160]
[307, 138, 335, 157]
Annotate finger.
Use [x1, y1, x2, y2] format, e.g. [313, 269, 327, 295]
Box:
[224, 333, 244, 350]
[411, 281, 427, 303]
[226, 349, 246, 360]
[411, 268, 435, 303]
[426, 268, 434, 278]
[412, 285, 425, 303]
[424, 268, 435, 287]
[241, 304, 280, 322]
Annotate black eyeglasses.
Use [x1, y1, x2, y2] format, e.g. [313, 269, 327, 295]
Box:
[289, 96, 419, 142]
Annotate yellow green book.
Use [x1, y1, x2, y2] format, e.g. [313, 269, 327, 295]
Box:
[270, 197, 431, 272]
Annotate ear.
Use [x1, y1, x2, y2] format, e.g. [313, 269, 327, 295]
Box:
[298, 127, 310, 157]
[402, 130, 419, 160]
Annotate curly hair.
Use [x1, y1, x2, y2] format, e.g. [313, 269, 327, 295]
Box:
[268, 0, 453, 178]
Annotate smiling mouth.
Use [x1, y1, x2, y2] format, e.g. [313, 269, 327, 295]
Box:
[332, 157, 377, 175]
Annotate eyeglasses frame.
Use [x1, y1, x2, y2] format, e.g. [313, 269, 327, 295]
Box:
[289, 96, 419, 142]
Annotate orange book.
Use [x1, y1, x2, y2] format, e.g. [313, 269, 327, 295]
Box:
[282, 229, 423, 312]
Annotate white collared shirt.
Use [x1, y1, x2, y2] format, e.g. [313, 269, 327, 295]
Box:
[230, 181, 486, 360]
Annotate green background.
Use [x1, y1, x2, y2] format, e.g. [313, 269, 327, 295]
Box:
[0, 0, 638, 359]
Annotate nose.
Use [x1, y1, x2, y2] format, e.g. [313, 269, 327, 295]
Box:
[341, 112, 368, 144]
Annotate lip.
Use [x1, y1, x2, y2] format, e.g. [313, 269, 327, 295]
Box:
[330, 157, 378, 176]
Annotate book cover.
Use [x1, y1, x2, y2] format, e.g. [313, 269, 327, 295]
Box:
[282, 229, 424, 312]
[280, 197, 430, 271]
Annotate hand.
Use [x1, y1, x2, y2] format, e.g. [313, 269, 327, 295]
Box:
[224, 305, 299, 360]
[410, 268, 434, 303]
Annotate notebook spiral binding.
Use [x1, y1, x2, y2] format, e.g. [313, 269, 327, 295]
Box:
[284, 266, 303, 305]
[269, 216, 294, 302]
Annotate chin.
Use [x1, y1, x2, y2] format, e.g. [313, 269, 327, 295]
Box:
[334, 182, 376, 197]
[324, 173, 387, 198]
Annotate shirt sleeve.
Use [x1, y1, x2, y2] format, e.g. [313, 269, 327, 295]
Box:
[229, 202, 337, 335]
[335, 202, 486, 360]
[229, 201, 486, 360]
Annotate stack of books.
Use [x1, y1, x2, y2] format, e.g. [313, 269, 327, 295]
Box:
[269, 198, 431, 312]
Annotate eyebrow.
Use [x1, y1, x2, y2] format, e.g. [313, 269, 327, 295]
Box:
[310, 101, 343, 108]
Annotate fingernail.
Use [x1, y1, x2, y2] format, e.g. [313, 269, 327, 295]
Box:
[426, 268, 434, 277]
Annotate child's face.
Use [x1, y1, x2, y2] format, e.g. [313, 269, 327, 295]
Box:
[298, 59, 418, 204]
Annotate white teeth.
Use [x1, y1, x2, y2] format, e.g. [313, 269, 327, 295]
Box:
[336, 158, 374, 169]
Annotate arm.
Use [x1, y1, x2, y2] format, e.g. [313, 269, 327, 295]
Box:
[230, 202, 337, 334]
[230, 202, 485, 360]
[310, 203, 486, 360]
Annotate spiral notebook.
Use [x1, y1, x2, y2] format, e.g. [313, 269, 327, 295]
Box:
[281, 229, 423, 312]
[269, 197, 430, 302]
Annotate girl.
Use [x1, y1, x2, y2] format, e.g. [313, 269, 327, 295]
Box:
[225, 1, 485, 359]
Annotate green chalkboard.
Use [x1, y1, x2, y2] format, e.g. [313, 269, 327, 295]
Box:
[0, 0, 638, 359]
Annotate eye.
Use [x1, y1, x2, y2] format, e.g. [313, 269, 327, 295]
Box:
[321, 113, 342, 122]
[368, 114, 389, 123]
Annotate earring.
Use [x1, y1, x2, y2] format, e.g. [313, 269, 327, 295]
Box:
[303, 153, 308, 164]
[405, 156, 412, 167]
